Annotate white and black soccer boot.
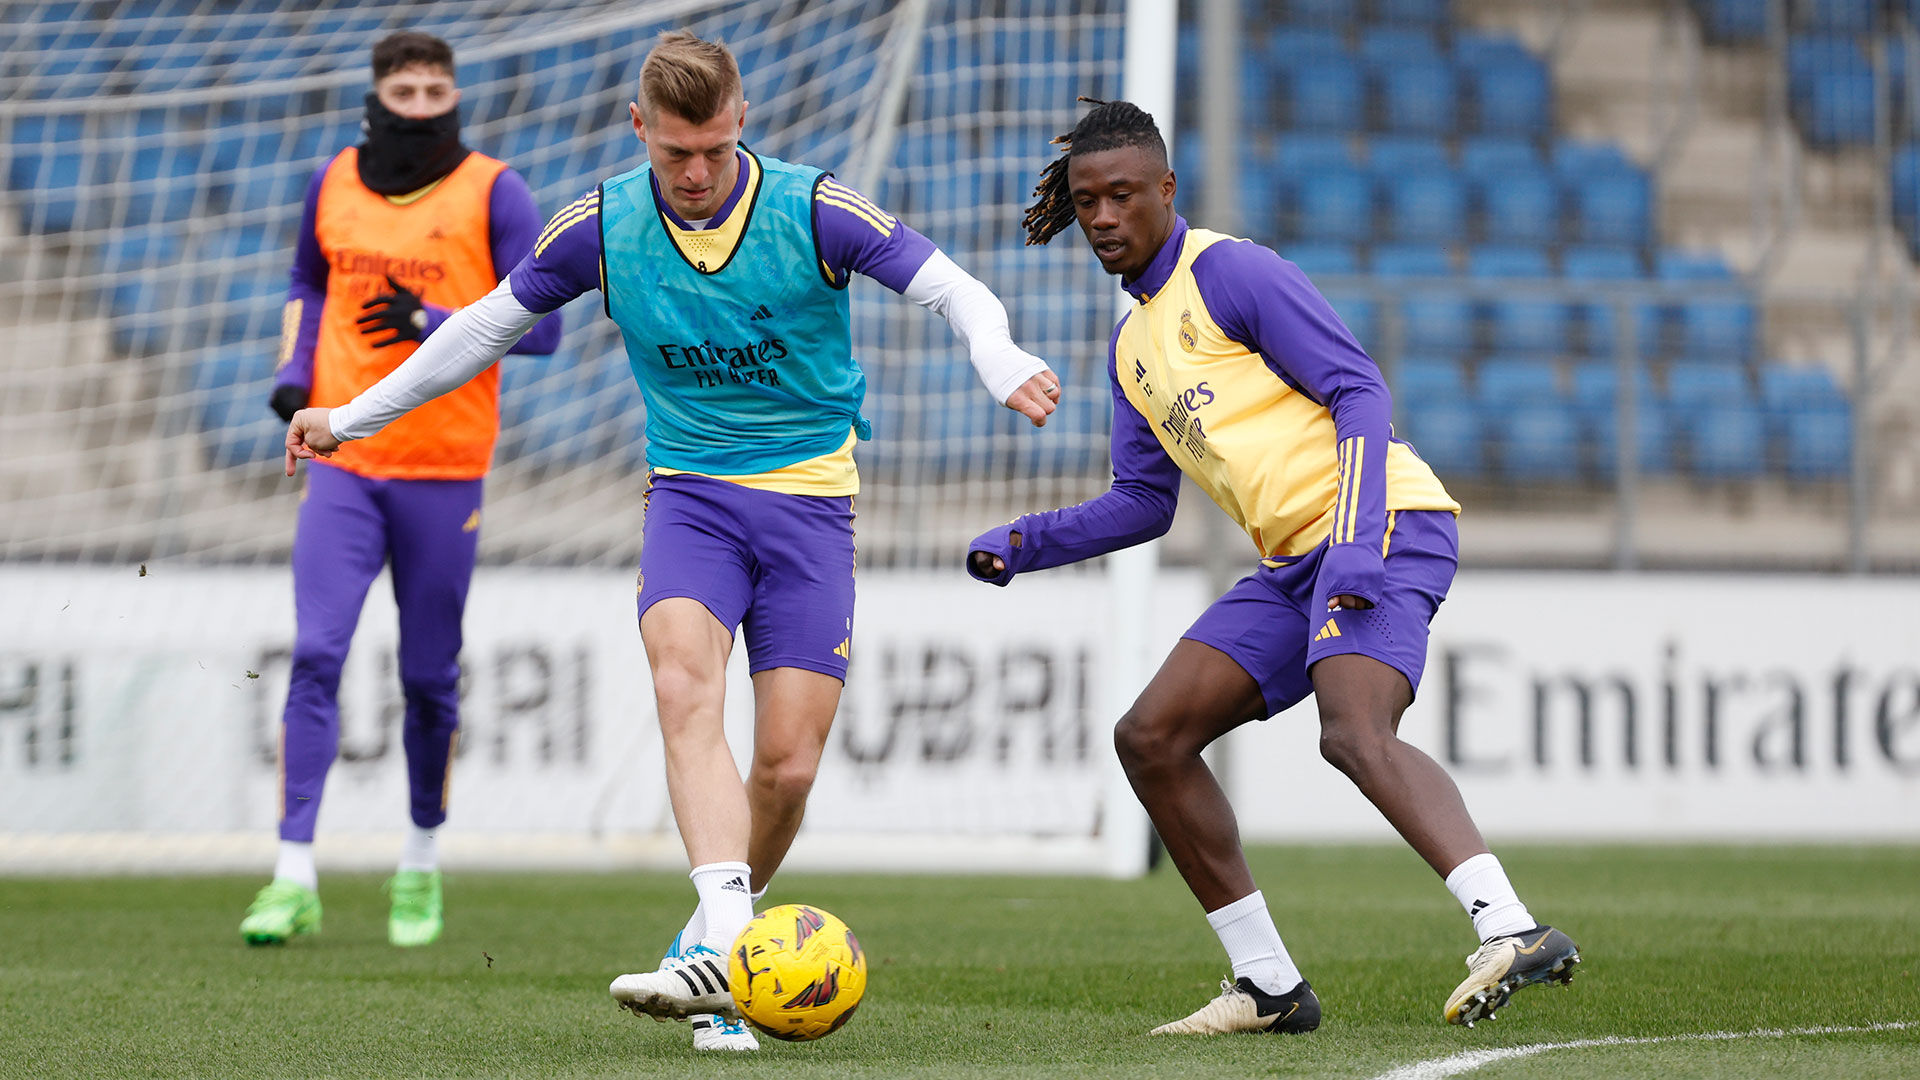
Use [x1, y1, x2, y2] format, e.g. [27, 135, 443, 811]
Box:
[610, 941, 741, 1023]
[662, 931, 757, 1050]
[1150, 976, 1322, 1035]
[1444, 925, 1580, 1027]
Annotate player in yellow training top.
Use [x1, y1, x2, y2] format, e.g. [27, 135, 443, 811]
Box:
[967, 100, 1580, 1034]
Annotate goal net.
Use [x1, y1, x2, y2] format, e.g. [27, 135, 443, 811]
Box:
[0, 0, 1176, 876]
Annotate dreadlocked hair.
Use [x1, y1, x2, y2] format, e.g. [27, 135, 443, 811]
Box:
[1021, 97, 1168, 246]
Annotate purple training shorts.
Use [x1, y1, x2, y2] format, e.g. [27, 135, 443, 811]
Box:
[637, 471, 856, 681]
[1182, 509, 1459, 717]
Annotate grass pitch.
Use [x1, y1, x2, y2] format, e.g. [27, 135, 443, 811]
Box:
[1, 844, 1915, 1079]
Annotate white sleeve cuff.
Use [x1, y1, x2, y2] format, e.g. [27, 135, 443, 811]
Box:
[902, 250, 1049, 405]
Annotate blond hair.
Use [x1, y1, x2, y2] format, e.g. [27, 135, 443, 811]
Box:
[638, 31, 742, 123]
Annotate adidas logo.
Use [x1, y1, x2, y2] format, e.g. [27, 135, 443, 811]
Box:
[1470, 899, 1489, 915]
[721, 875, 748, 893]
[748, 304, 773, 321]
[833, 638, 850, 659]
[1313, 617, 1342, 642]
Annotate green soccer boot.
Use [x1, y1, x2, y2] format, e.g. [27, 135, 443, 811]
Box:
[240, 880, 322, 945]
[387, 870, 444, 947]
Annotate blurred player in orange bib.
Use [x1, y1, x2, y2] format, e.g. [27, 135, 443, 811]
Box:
[240, 30, 561, 950]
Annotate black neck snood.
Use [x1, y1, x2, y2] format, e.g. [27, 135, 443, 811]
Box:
[357, 92, 469, 196]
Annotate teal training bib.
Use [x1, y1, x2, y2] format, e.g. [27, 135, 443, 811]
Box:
[600, 150, 868, 475]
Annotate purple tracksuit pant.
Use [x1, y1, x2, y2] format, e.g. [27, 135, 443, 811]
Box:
[279, 461, 482, 842]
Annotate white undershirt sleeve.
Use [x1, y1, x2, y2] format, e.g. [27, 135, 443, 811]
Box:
[901, 250, 1050, 404]
[328, 276, 542, 442]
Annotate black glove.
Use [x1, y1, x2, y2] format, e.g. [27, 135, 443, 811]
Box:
[356, 274, 428, 347]
[269, 384, 309, 422]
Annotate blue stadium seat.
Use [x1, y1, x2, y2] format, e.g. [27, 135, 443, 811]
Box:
[1281, 0, 1357, 28]
[1452, 31, 1535, 68]
[1464, 55, 1553, 137]
[1471, 246, 1568, 354]
[1572, 361, 1672, 474]
[1359, 27, 1443, 67]
[1402, 293, 1476, 353]
[1800, 69, 1877, 147]
[1665, 363, 1752, 409]
[1688, 404, 1768, 478]
[1759, 363, 1852, 479]
[1658, 250, 1754, 362]
[1476, 356, 1563, 404]
[1563, 246, 1644, 279]
[1459, 135, 1544, 177]
[1569, 170, 1653, 247]
[1796, 0, 1877, 33]
[1383, 168, 1468, 242]
[1285, 56, 1366, 131]
[1781, 409, 1852, 479]
[1552, 139, 1634, 178]
[193, 344, 284, 469]
[1395, 354, 1470, 399]
[1376, 59, 1459, 134]
[1367, 134, 1451, 173]
[1496, 402, 1584, 481]
[1274, 133, 1359, 175]
[1371, 243, 1452, 277]
[1399, 397, 1483, 478]
[1240, 163, 1286, 241]
[1266, 28, 1349, 66]
[1564, 245, 1650, 355]
[1284, 241, 1363, 276]
[1698, 0, 1769, 44]
[1295, 165, 1375, 241]
[1374, 0, 1453, 28]
[1478, 167, 1560, 244]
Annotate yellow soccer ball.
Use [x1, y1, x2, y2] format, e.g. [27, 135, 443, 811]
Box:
[728, 903, 867, 1041]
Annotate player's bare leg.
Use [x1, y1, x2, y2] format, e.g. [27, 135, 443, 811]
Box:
[611, 597, 747, 1024]
[642, 598, 749, 865]
[1113, 639, 1268, 911]
[744, 666, 842, 886]
[1310, 652, 1578, 1025]
[1116, 639, 1320, 1035]
[1308, 653, 1486, 875]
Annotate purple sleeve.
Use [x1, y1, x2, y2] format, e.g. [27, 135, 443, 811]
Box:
[273, 166, 330, 394]
[506, 189, 602, 315]
[967, 316, 1183, 585]
[812, 177, 937, 292]
[486, 168, 561, 355]
[1194, 239, 1391, 606]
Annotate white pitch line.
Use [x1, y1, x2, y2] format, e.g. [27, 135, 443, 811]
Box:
[1370, 1021, 1918, 1080]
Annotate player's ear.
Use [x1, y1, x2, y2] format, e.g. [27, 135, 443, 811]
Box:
[630, 101, 647, 141]
[734, 98, 748, 137]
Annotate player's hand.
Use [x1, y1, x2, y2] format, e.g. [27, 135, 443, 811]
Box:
[284, 407, 340, 476]
[356, 275, 428, 347]
[1005, 369, 1061, 428]
[969, 550, 1006, 578]
[1327, 594, 1375, 611]
[268, 384, 309, 423]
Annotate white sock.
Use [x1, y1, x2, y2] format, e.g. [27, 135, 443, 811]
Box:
[274, 841, 317, 891]
[1445, 852, 1536, 942]
[690, 861, 754, 954]
[398, 824, 438, 873]
[1206, 890, 1303, 995]
[677, 880, 769, 952]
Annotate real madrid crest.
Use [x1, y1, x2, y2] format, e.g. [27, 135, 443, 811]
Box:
[1178, 309, 1197, 353]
